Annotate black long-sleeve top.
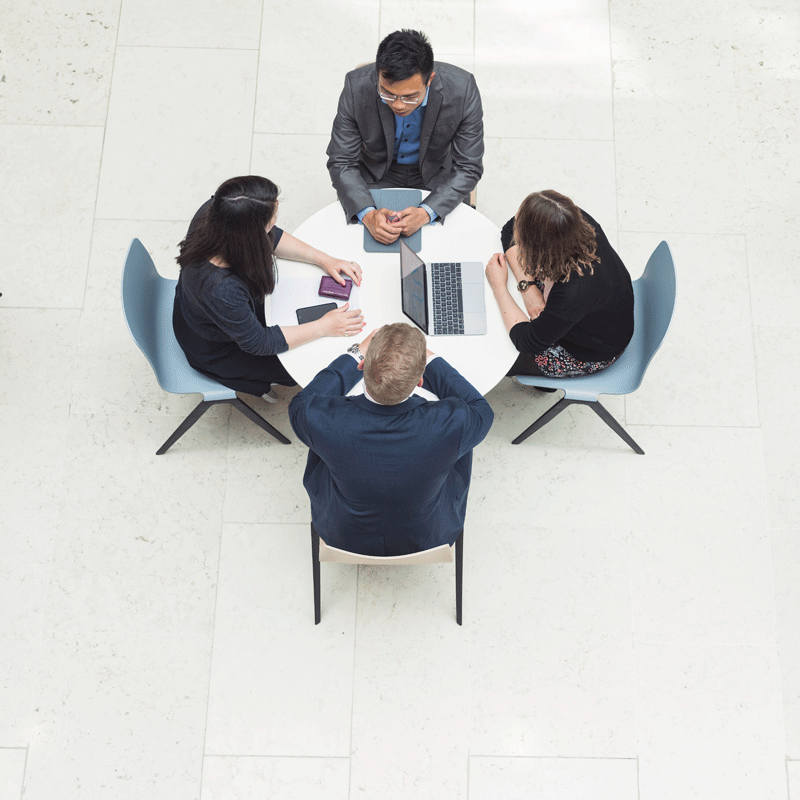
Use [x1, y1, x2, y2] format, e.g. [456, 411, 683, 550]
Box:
[502, 210, 634, 362]
[175, 200, 289, 357]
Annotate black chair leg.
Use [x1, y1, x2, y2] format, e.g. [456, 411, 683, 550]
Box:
[231, 397, 291, 445]
[311, 524, 321, 625]
[455, 529, 464, 626]
[156, 400, 216, 455]
[511, 397, 574, 445]
[590, 401, 644, 455]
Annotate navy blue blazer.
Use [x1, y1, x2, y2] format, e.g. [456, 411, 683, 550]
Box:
[288, 354, 493, 556]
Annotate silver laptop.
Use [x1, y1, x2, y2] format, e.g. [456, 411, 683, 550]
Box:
[400, 239, 487, 336]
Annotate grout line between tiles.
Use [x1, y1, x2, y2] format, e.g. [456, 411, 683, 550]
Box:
[248, 0, 267, 172]
[203, 753, 351, 759]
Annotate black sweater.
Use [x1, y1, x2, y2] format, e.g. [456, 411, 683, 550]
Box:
[175, 200, 289, 357]
[502, 210, 634, 362]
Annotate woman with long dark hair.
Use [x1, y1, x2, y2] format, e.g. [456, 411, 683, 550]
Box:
[173, 175, 364, 398]
[485, 190, 634, 379]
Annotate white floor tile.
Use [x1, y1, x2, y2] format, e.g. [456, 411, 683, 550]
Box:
[96, 47, 257, 220]
[0, 406, 69, 518]
[0, 310, 80, 409]
[224, 412, 307, 523]
[350, 636, 469, 799]
[379, 1, 474, 54]
[755, 326, 800, 529]
[0, 511, 56, 747]
[469, 756, 638, 800]
[471, 426, 632, 531]
[251, 134, 338, 235]
[355, 559, 463, 636]
[0, 0, 119, 125]
[790, 761, 800, 800]
[23, 633, 210, 800]
[771, 528, 800, 759]
[626, 426, 768, 533]
[57, 411, 230, 523]
[478, 138, 618, 237]
[0, 749, 26, 800]
[476, 0, 614, 140]
[619, 232, 760, 427]
[118, 0, 262, 49]
[253, 0, 379, 136]
[611, 0, 743, 236]
[44, 510, 221, 636]
[0, 125, 103, 308]
[200, 756, 350, 800]
[632, 526, 776, 645]
[731, 3, 800, 145]
[204, 523, 357, 756]
[469, 524, 635, 757]
[635, 643, 787, 800]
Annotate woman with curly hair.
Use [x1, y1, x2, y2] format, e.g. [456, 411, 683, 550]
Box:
[485, 190, 634, 379]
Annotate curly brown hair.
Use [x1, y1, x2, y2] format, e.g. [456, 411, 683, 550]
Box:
[513, 190, 599, 283]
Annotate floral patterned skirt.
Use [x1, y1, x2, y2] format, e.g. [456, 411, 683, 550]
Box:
[508, 344, 619, 379]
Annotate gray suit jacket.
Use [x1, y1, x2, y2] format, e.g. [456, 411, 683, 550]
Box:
[326, 62, 484, 223]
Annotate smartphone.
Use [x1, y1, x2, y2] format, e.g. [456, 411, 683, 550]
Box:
[296, 302, 337, 325]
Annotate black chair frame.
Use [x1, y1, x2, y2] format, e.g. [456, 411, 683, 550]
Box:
[157, 396, 290, 455]
[511, 396, 644, 455]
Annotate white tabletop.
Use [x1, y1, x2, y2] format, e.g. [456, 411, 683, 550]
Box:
[269, 200, 519, 395]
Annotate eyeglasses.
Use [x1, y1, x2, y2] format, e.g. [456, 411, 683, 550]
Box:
[377, 85, 423, 105]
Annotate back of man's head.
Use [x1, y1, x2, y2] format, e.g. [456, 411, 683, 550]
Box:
[363, 323, 427, 405]
[375, 29, 434, 83]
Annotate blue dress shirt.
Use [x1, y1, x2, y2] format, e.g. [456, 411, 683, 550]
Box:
[357, 87, 436, 224]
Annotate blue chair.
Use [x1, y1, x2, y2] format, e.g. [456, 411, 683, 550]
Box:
[513, 241, 677, 455]
[121, 238, 290, 455]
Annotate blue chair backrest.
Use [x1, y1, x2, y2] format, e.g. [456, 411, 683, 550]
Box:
[634, 241, 677, 382]
[121, 238, 165, 379]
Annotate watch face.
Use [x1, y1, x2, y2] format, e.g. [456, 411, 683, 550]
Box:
[517, 280, 530, 292]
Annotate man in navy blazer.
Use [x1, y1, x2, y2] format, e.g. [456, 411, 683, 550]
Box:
[288, 323, 493, 556]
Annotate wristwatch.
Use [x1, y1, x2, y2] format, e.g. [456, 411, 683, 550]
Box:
[347, 343, 364, 362]
[517, 280, 535, 292]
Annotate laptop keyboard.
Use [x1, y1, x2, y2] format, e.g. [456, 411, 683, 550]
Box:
[430, 262, 464, 335]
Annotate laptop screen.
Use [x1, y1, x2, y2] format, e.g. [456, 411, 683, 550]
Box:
[399, 240, 429, 334]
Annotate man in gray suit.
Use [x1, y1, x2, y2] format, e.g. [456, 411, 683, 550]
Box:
[326, 29, 484, 245]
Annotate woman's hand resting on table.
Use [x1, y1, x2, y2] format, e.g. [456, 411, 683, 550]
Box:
[319, 303, 365, 338]
[321, 257, 362, 286]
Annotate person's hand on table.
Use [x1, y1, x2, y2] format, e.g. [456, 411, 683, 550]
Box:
[319, 303, 364, 338]
[321, 256, 362, 286]
[485, 252, 510, 290]
[393, 206, 430, 237]
[363, 208, 403, 244]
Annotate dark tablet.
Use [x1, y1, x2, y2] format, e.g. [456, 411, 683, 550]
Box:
[296, 302, 337, 325]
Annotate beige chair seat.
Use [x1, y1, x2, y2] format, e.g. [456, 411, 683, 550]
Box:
[311, 523, 463, 625]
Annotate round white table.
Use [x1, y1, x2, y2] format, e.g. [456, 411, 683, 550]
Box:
[269, 200, 519, 394]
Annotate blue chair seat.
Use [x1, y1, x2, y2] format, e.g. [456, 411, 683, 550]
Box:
[513, 241, 677, 454]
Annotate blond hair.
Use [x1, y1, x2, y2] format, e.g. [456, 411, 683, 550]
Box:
[363, 323, 427, 405]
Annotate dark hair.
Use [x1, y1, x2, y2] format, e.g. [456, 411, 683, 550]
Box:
[513, 190, 600, 283]
[177, 175, 279, 299]
[376, 29, 434, 83]
[363, 323, 427, 405]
